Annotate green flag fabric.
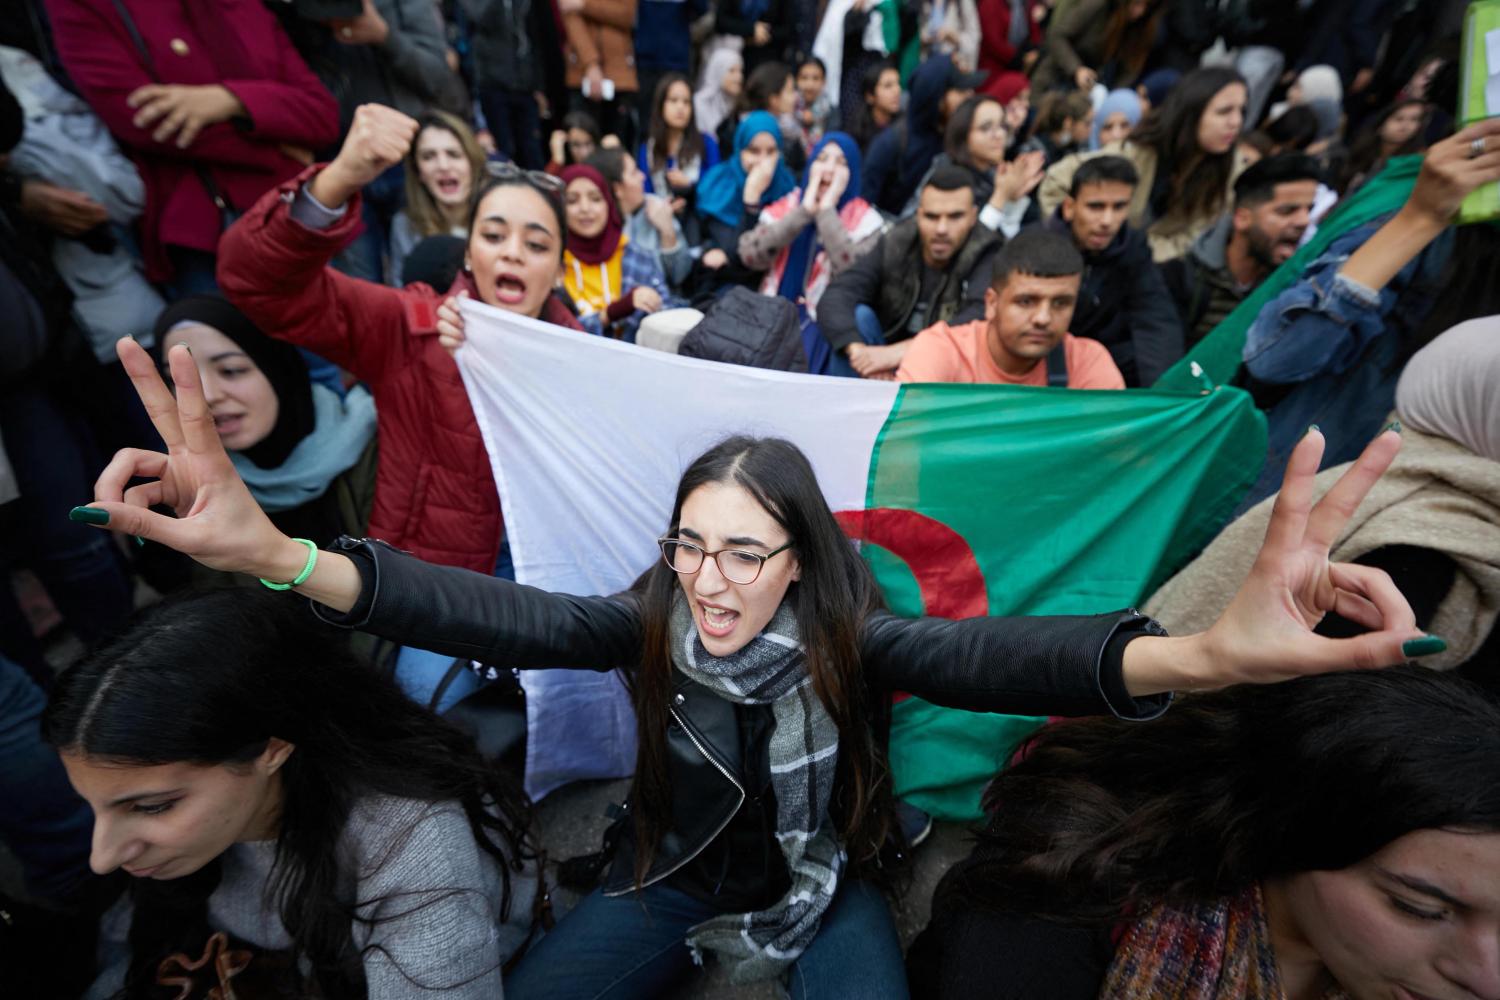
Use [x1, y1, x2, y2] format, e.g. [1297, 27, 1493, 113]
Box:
[849, 383, 1267, 819]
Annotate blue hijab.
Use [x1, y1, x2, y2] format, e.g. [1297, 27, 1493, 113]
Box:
[696, 111, 796, 228]
[1090, 89, 1143, 150]
[777, 132, 863, 302]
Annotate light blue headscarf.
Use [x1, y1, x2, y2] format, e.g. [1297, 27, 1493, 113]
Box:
[231, 384, 377, 512]
[695, 111, 797, 228]
[1090, 89, 1143, 150]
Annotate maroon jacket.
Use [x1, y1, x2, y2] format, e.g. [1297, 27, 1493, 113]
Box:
[976, 0, 1041, 86]
[218, 168, 584, 573]
[46, 0, 339, 281]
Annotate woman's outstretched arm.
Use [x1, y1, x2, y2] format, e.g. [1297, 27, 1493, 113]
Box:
[1118, 425, 1428, 696]
[866, 427, 1437, 716]
[78, 340, 640, 667]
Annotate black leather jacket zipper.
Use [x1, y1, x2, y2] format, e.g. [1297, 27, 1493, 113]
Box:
[602, 705, 746, 896]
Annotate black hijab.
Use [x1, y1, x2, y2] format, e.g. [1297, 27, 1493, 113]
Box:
[151, 296, 315, 469]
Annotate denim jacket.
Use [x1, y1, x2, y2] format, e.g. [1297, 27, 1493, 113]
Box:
[1242, 212, 1451, 383]
[1233, 211, 1451, 512]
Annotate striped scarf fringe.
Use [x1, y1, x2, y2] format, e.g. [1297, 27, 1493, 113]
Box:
[669, 594, 845, 985]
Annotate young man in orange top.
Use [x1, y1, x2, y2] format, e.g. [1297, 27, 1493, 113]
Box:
[895, 228, 1126, 388]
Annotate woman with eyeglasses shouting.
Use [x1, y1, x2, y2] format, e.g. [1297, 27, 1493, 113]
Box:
[75, 330, 1441, 997]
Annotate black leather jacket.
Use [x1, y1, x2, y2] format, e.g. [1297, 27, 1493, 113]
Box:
[317, 537, 1172, 905]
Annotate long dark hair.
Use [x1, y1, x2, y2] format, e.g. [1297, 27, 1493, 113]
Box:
[943, 93, 1001, 166]
[1261, 104, 1320, 152]
[1132, 66, 1246, 224]
[1339, 99, 1430, 194]
[560, 110, 601, 165]
[646, 72, 705, 174]
[44, 589, 539, 998]
[933, 667, 1500, 925]
[628, 436, 892, 885]
[853, 60, 900, 148]
[738, 61, 793, 118]
[1100, 0, 1165, 83]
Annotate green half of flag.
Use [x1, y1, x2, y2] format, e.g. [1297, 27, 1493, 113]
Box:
[855, 382, 1267, 820]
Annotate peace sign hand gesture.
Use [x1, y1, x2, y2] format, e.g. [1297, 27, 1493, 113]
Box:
[71, 339, 307, 583]
[1124, 427, 1439, 697]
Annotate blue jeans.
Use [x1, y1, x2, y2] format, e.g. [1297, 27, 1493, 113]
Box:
[0, 654, 93, 903]
[826, 304, 888, 379]
[393, 538, 514, 713]
[504, 880, 909, 1000]
[0, 384, 133, 675]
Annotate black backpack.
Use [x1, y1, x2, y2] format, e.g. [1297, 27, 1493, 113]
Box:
[678, 287, 809, 373]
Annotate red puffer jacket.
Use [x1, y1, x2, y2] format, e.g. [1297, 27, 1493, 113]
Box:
[217, 167, 583, 573]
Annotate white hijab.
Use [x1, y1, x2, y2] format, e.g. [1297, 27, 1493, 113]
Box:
[812, 0, 891, 111]
[1396, 315, 1500, 462]
[694, 49, 743, 138]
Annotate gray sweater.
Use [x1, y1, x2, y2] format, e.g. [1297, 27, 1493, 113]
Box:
[88, 795, 537, 999]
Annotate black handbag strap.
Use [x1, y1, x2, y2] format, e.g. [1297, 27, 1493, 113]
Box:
[1045, 339, 1069, 387]
[107, 0, 154, 73]
[107, 0, 236, 216]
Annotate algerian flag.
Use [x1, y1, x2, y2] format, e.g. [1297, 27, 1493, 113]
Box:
[457, 302, 1265, 816]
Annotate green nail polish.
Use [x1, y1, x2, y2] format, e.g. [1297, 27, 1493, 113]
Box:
[68, 506, 110, 526]
[1401, 635, 1447, 658]
[1306, 424, 1320, 435]
[1383, 419, 1402, 435]
[133, 535, 146, 548]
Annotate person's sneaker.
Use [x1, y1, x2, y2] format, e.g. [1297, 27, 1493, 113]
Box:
[894, 799, 934, 849]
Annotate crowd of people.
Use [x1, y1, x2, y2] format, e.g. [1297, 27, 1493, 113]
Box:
[3, 0, 1499, 997]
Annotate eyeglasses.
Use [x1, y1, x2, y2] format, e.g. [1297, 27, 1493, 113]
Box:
[487, 160, 565, 195]
[658, 538, 794, 585]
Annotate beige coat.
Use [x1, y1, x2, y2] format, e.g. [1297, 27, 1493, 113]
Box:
[1038, 141, 1249, 262]
[1145, 426, 1500, 671]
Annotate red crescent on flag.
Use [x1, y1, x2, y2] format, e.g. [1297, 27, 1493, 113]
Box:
[833, 508, 989, 620]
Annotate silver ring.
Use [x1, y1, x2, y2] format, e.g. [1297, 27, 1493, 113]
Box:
[1471, 136, 1488, 158]
[340, 26, 354, 39]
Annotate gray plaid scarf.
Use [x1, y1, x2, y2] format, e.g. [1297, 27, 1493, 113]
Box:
[669, 593, 845, 985]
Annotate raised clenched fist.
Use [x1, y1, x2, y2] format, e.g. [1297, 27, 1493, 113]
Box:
[311, 104, 421, 208]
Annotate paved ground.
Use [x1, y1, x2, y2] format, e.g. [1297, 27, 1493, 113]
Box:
[534, 778, 973, 999]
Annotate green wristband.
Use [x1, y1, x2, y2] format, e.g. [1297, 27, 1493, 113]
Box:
[259, 538, 319, 591]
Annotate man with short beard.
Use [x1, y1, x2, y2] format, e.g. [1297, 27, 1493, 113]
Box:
[820, 165, 1001, 379]
[1161, 154, 1322, 347]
